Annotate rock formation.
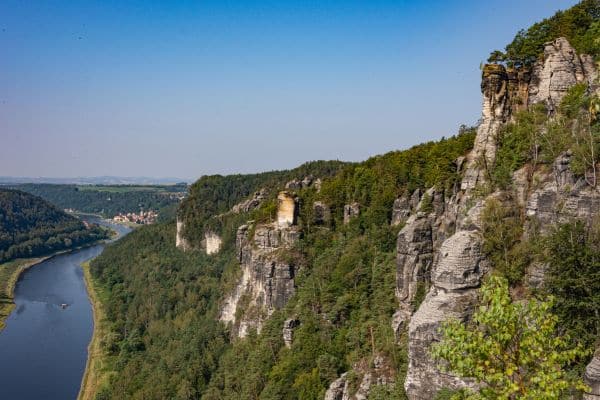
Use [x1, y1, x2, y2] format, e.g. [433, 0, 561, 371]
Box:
[584, 354, 600, 400]
[313, 201, 331, 225]
[221, 194, 301, 337]
[401, 37, 599, 399]
[204, 231, 222, 255]
[343, 202, 360, 224]
[277, 191, 297, 227]
[232, 188, 268, 213]
[282, 318, 300, 348]
[175, 218, 191, 251]
[324, 355, 394, 400]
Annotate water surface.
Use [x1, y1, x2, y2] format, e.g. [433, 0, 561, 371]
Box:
[0, 218, 130, 400]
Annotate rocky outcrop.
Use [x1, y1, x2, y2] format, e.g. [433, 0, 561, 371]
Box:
[391, 194, 412, 226]
[405, 230, 489, 399]
[285, 175, 321, 191]
[313, 201, 331, 225]
[204, 231, 222, 255]
[343, 202, 360, 224]
[324, 356, 394, 400]
[584, 354, 600, 400]
[403, 37, 598, 399]
[221, 192, 301, 337]
[282, 318, 300, 348]
[277, 191, 297, 227]
[528, 37, 598, 112]
[221, 222, 300, 337]
[175, 218, 191, 251]
[393, 214, 433, 335]
[232, 188, 268, 213]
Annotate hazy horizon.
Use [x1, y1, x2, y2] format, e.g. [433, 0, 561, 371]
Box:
[1, 0, 579, 179]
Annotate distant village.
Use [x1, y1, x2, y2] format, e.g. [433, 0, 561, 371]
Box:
[113, 210, 158, 225]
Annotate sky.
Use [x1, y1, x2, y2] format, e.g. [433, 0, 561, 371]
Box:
[0, 0, 580, 181]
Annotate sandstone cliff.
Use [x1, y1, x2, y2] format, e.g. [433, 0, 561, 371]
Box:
[400, 37, 599, 399]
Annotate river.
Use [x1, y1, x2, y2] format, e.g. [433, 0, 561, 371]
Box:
[0, 217, 131, 400]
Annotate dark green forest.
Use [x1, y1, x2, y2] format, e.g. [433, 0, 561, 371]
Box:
[0, 189, 108, 263]
[7, 183, 187, 218]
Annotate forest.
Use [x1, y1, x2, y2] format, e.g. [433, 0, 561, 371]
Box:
[7, 183, 187, 218]
[0, 189, 109, 263]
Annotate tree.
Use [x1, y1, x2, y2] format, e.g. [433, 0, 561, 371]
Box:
[431, 276, 588, 400]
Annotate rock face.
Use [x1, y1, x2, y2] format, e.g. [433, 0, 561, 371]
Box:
[324, 355, 394, 400]
[393, 214, 433, 334]
[277, 191, 297, 227]
[343, 202, 360, 224]
[528, 37, 597, 111]
[232, 188, 268, 213]
[391, 194, 412, 226]
[313, 201, 331, 225]
[282, 318, 300, 348]
[175, 218, 191, 251]
[220, 222, 300, 337]
[405, 230, 488, 399]
[204, 231, 222, 255]
[221, 194, 301, 338]
[584, 354, 600, 400]
[401, 37, 598, 399]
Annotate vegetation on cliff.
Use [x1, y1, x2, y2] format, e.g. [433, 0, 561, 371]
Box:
[488, 0, 600, 66]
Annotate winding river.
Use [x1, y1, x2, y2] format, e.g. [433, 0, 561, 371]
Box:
[0, 217, 130, 400]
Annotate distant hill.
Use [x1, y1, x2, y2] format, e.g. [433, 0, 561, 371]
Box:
[0, 176, 190, 185]
[0, 189, 108, 263]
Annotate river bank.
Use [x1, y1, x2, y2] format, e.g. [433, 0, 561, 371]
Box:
[0, 238, 110, 331]
[78, 261, 113, 400]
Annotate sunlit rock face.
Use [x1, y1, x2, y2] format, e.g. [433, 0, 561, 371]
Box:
[175, 218, 191, 251]
[204, 231, 222, 255]
[221, 191, 301, 338]
[277, 191, 297, 227]
[528, 37, 598, 111]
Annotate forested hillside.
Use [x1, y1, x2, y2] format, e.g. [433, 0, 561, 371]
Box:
[8, 183, 187, 218]
[89, 128, 476, 399]
[0, 189, 108, 263]
[86, 2, 600, 399]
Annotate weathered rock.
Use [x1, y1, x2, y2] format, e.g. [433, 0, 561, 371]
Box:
[232, 188, 268, 213]
[462, 64, 515, 191]
[584, 353, 600, 400]
[175, 218, 191, 251]
[432, 231, 487, 291]
[313, 201, 331, 225]
[410, 189, 422, 211]
[395, 215, 433, 326]
[391, 194, 412, 226]
[221, 222, 300, 337]
[343, 202, 360, 224]
[282, 318, 300, 348]
[528, 37, 598, 112]
[324, 356, 394, 400]
[324, 373, 348, 400]
[204, 231, 222, 255]
[277, 191, 297, 227]
[405, 288, 479, 399]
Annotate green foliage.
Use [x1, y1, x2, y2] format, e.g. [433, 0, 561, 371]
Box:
[488, 0, 600, 66]
[480, 197, 530, 285]
[0, 188, 108, 263]
[543, 221, 600, 358]
[10, 183, 186, 218]
[432, 276, 589, 400]
[490, 105, 547, 189]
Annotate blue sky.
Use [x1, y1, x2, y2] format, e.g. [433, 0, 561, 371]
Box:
[0, 0, 579, 180]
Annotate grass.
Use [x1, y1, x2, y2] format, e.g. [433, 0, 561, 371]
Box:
[0, 256, 51, 330]
[78, 261, 116, 400]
